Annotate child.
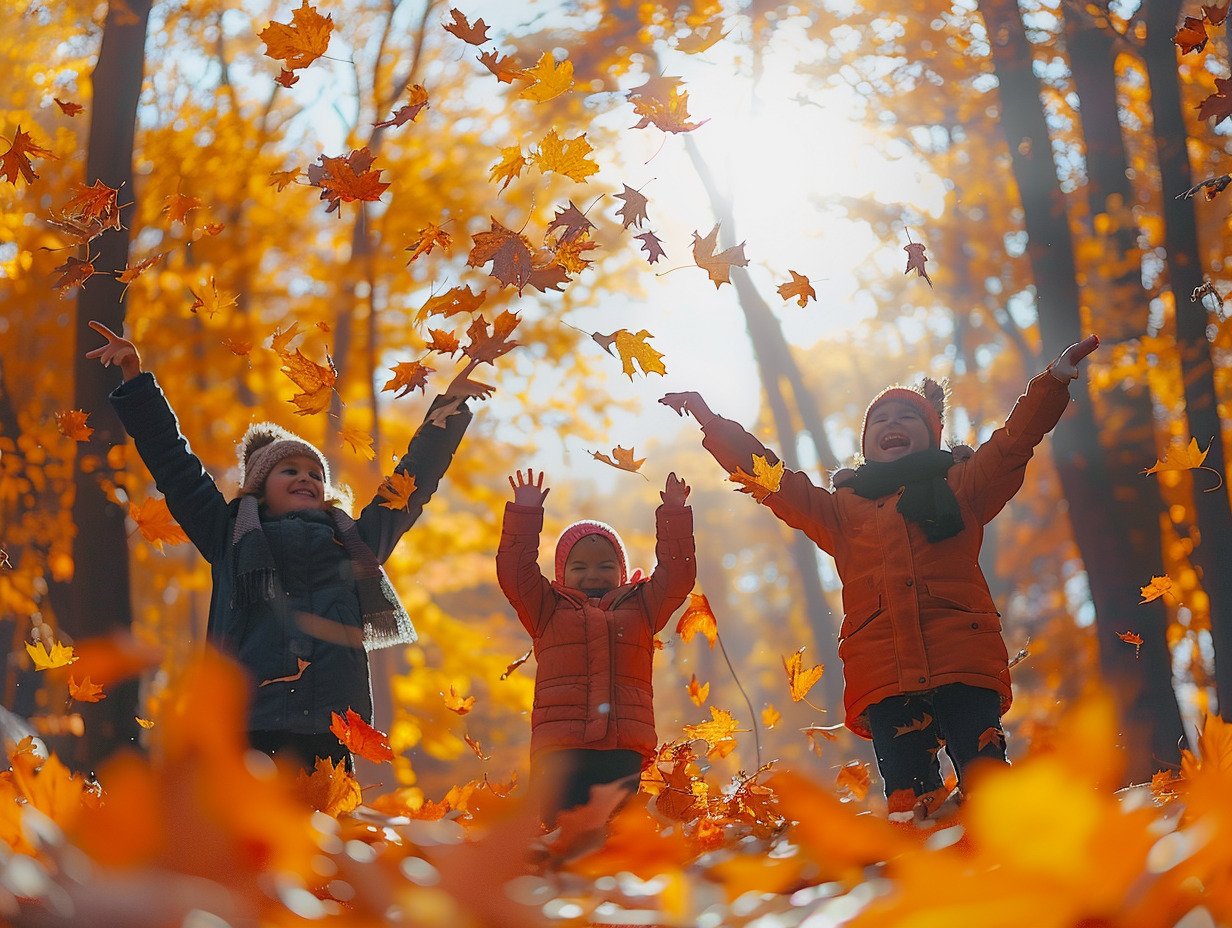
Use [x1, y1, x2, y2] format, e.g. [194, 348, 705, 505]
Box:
[497, 468, 695, 825]
[87, 320, 486, 770]
[661, 335, 1099, 818]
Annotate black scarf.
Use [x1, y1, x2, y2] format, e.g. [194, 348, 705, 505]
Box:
[847, 449, 964, 542]
[230, 496, 416, 650]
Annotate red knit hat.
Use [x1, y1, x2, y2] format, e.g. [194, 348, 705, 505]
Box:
[554, 520, 629, 585]
[860, 377, 947, 456]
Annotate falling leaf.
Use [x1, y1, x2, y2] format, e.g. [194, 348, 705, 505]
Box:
[417, 285, 486, 322]
[1117, 630, 1145, 658]
[730, 453, 783, 502]
[835, 762, 871, 801]
[675, 16, 728, 54]
[383, 359, 435, 397]
[500, 647, 533, 680]
[297, 756, 362, 815]
[1143, 437, 1223, 490]
[904, 240, 933, 287]
[468, 218, 534, 291]
[489, 144, 528, 191]
[527, 260, 571, 292]
[1139, 575, 1175, 604]
[275, 68, 299, 88]
[783, 646, 824, 702]
[676, 591, 718, 648]
[590, 445, 646, 474]
[162, 192, 201, 223]
[1205, 3, 1229, 26]
[269, 167, 302, 191]
[188, 276, 237, 318]
[777, 270, 816, 307]
[533, 129, 600, 183]
[1177, 171, 1232, 199]
[631, 86, 707, 133]
[128, 496, 190, 551]
[443, 686, 475, 715]
[26, 640, 78, 671]
[259, 1, 333, 72]
[546, 200, 594, 244]
[55, 409, 93, 442]
[54, 98, 83, 117]
[330, 708, 394, 763]
[53, 254, 96, 297]
[374, 83, 430, 128]
[270, 321, 303, 354]
[222, 337, 253, 357]
[635, 230, 666, 264]
[425, 328, 461, 355]
[977, 726, 1006, 751]
[405, 222, 452, 263]
[426, 395, 467, 429]
[463, 310, 521, 364]
[378, 470, 418, 510]
[762, 705, 781, 729]
[116, 253, 163, 285]
[68, 675, 106, 703]
[280, 349, 336, 415]
[691, 223, 749, 288]
[683, 706, 740, 747]
[1, 126, 55, 185]
[306, 148, 389, 214]
[614, 184, 649, 229]
[552, 238, 597, 274]
[687, 674, 709, 707]
[340, 425, 375, 460]
[464, 734, 490, 759]
[135, 716, 154, 729]
[260, 658, 311, 687]
[893, 713, 934, 737]
[592, 328, 666, 379]
[478, 50, 519, 82]
[443, 8, 489, 45]
[519, 52, 574, 102]
[1174, 15, 1209, 53]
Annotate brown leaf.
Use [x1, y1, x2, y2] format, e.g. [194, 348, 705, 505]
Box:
[260, 658, 311, 687]
[306, 148, 389, 214]
[382, 359, 435, 397]
[614, 184, 649, 229]
[635, 230, 667, 264]
[468, 217, 534, 291]
[443, 8, 489, 45]
[777, 270, 816, 307]
[425, 328, 461, 355]
[417, 285, 486, 323]
[904, 240, 933, 287]
[53, 255, 96, 297]
[546, 200, 594, 244]
[373, 84, 430, 128]
[1, 126, 55, 185]
[1197, 77, 1232, 122]
[892, 713, 934, 737]
[1174, 15, 1209, 53]
[478, 50, 520, 82]
[54, 98, 84, 117]
[463, 310, 520, 364]
[691, 223, 749, 288]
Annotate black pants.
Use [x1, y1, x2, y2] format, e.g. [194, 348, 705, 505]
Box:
[248, 729, 352, 772]
[865, 683, 1007, 809]
[532, 748, 643, 826]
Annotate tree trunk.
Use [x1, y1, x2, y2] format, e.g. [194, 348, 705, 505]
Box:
[1144, 0, 1232, 719]
[980, 0, 1184, 778]
[61, 0, 153, 772]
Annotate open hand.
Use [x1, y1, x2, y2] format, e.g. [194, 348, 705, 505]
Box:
[1049, 334, 1099, 383]
[85, 320, 143, 381]
[661, 472, 690, 506]
[659, 392, 715, 426]
[508, 469, 550, 506]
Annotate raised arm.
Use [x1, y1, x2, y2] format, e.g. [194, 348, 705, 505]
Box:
[85, 321, 143, 381]
[496, 468, 555, 636]
[640, 472, 696, 633]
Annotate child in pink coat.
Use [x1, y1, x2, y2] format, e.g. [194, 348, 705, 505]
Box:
[497, 469, 695, 825]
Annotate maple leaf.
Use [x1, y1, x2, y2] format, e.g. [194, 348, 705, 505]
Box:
[615, 184, 650, 229]
[162, 192, 201, 223]
[691, 223, 749, 287]
[1, 126, 54, 185]
[330, 708, 394, 763]
[893, 713, 934, 737]
[1205, 2, 1230, 25]
[443, 686, 475, 715]
[777, 270, 817, 307]
[977, 726, 1006, 750]
[68, 675, 106, 703]
[275, 68, 299, 88]
[53, 254, 96, 297]
[378, 470, 418, 510]
[533, 130, 599, 183]
[631, 86, 708, 134]
[489, 144, 528, 191]
[1197, 78, 1232, 123]
[260, 658, 310, 686]
[340, 425, 375, 460]
[270, 321, 303, 354]
[762, 705, 781, 729]
[405, 222, 452, 263]
[1143, 437, 1223, 490]
[128, 496, 190, 551]
[590, 445, 647, 475]
[55, 409, 93, 442]
[443, 8, 489, 45]
[464, 734, 491, 759]
[519, 52, 574, 102]
[730, 453, 784, 502]
[373, 83, 430, 128]
[463, 310, 521, 364]
[417, 284, 486, 323]
[592, 328, 667, 379]
[676, 591, 719, 648]
[269, 167, 302, 191]
[1117, 630, 1145, 658]
[54, 98, 84, 117]
[527, 260, 571, 292]
[26, 640, 78, 671]
[835, 761, 871, 801]
[1174, 15, 1209, 53]
[687, 674, 709, 707]
[279, 348, 337, 416]
[468, 218, 534, 291]
[116, 252, 163, 287]
[222, 337, 253, 357]
[479, 49, 519, 82]
[307, 148, 389, 214]
[1139, 575, 1175, 604]
[259, 1, 333, 71]
[188, 276, 237, 318]
[635, 230, 667, 264]
[426, 395, 467, 429]
[383, 359, 435, 397]
[552, 238, 597, 274]
[297, 756, 362, 816]
[782, 646, 824, 702]
[546, 200, 594, 244]
[425, 328, 461, 355]
[904, 240, 933, 287]
[683, 707, 740, 747]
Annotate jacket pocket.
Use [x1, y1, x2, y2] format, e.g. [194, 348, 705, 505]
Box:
[923, 578, 999, 616]
[839, 575, 883, 640]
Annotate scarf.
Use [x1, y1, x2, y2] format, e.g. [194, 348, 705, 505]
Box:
[230, 495, 416, 651]
[847, 449, 965, 543]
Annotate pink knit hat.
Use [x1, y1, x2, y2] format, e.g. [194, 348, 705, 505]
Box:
[554, 520, 629, 585]
[860, 377, 946, 456]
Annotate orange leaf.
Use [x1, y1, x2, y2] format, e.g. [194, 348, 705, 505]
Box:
[691, 222, 749, 288]
[417, 284, 486, 323]
[590, 445, 646, 474]
[279, 348, 336, 416]
[903, 240, 933, 287]
[782, 646, 824, 702]
[518, 52, 574, 103]
[307, 148, 389, 214]
[443, 685, 475, 715]
[128, 496, 190, 551]
[162, 192, 201, 223]
[68, 675, 106, 703]
[329, 708, 394, 764]
[977, 726, 1006, 751]
[53, 254, 96, 297]
[683, 706, 739, 746]
[687, 674, 709, 707]
[116, 253, 163, 285]
[1174, 15, 1209, 53]
[676, 17, 728, 54]
[55, 409, 93, 442]
[777, 270, 817, 307]
[500, 647, 533, 680]
[270, 321, 303, 354]
[1139, 575, 1175, 604]
[532, 129, 599, 182]
[468, 218, 534, 291]
[1142, 439, 1223, 490]
[425, 328, 461, 355]
[382, 359, 435, 397]
[730, 453, 783, 502]
[377, 470, 418, 510]
[463, 310, 521, 364]
[762, 705, 781, 729]
[26, 640, 78, 671]
[442, 8, 489, 44]
[631, 86, 707, 134]
[135, 716, 155, 729]
[297, 756, 362, 815]
[269, 167, 302, 191]
[54, 98, 84, 117]
[893, 712, 934, 737]
[260, 1, 334, 71]
[835, 761, 871, 801]
[464, 734, 491, 760]
[222, 337, 253, 356]
[1117, 630, 1144, 658]
[188, 276, 237, 318]
[478, 49, 520, 83]
[1, 126, 54, 184]
[676, 591, 718, 648]
[260, 658, 311, 687]
[340, 425, 375, 460]
[405, 222, 452, 263]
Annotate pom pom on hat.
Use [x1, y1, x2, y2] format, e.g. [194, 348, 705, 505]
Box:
[860, 377, 947, 455]
[238, 422, 331, 495]
[554, 520, 629, 586]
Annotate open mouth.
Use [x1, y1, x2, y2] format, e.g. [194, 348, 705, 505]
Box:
[880, 434, 909, 450]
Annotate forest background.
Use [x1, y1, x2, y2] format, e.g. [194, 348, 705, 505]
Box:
[4, 0, 1232, 925]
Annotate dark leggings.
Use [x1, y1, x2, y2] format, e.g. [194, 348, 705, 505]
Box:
[248, 729, 352, 772]
[532, 748, 643, 826]
[866, 683, 1007, 807]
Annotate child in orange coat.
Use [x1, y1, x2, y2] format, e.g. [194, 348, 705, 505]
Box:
[663, 336, 1098, 818]
[497, 469, 695, 825]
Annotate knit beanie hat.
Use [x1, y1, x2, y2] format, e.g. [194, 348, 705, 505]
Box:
[554, 520, 629, 585]
[238, 422, 331, 496]
[860, 377, 947, 456]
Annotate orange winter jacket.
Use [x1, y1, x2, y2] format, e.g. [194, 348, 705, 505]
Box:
[496, 502, 695, 759]
[701, 370, 1071, 738]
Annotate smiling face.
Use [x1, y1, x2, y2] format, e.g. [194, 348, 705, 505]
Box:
[261, 454, 327, 515]
[863, 399, 935, 463]
[563, 535, 622, 597]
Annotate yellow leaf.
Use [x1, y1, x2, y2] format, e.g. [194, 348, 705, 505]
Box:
[296, 756, 361, 816]
[188, 276, 237, 318]
[269, 167, 302, 191]
[782, 646, 824, 702]
[128, 497, 190, 551]
[835, 761, 871, 801]
[533, 130, 599, 182]
[489, 144, 527, 191]
[135, 716, 154, 729]
[730, 453, 783, 502]
[592, 328, 666, 379]
[761, 705, 781, 729]
[591, 445, 646, 474]
[1143, 438, 1223, 490]
[405, 223, 452, 263]
[26, 640, 78, 671]
[377, 470, 418, 510]
[443, 686, 475, 715]
[270, 321, 303, 354]
[340, 425, 375, 460]
[687, 674, 709, 707]
[162, 192, 201, 223]
[683, 706, 739, 746]
[519, 52, 574, 102]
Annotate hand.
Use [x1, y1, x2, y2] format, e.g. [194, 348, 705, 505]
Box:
[830, 467, 857, 488]
[85, 320, 143, 381]
[509, 469, 550, 506]
[949, 443, 975, 465]
[1048, 334, 1099, 383]
[659, 392, 715, 426]
[445, 361, 494, 401]
[661, 472, 690, 506]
